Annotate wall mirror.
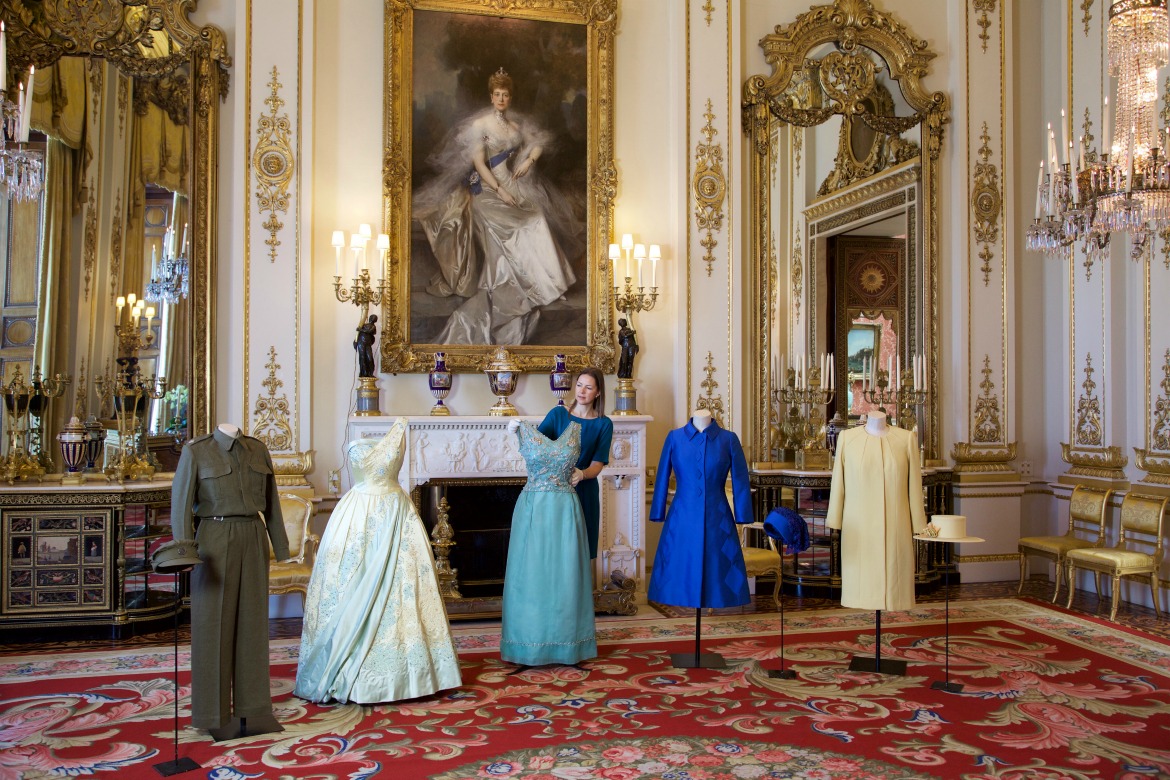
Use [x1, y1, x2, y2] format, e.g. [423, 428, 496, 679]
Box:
[0, 0, 228, 469]
[742, 0, 948, 462]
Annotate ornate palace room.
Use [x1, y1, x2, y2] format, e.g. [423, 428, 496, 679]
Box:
[2, 0, 1170, 777]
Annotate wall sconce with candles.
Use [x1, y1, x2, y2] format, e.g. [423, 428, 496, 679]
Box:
[608, 233, 661, 416]
[332, 223, 390, 416]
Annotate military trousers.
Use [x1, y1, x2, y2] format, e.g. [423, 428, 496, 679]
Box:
[190, 514, 273, 730]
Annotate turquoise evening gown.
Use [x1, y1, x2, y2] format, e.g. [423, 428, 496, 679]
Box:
[500, 420, 597, 666]
[294, 418, 462, 703]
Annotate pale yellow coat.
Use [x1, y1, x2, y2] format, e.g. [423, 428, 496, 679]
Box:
[826, 425, 928, 610]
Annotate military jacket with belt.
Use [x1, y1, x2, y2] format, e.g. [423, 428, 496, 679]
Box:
[647, 420, 752, 608]
[171, 429, 290, 561]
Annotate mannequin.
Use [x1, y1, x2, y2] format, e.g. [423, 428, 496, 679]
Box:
[172, 422, 290, 739]
[692, 409, 713, 431]
[826, 411, 927, 674]
[864, 411, 889, 437]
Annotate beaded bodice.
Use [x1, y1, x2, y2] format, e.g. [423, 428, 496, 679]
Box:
[518, 420, 580, 493]
[348, 417, 407, 490]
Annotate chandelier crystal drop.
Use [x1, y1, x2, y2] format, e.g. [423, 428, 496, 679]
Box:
[0, 23, 44, 203]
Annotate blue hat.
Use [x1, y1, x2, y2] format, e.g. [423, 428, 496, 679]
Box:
[763, 506, 811, 554]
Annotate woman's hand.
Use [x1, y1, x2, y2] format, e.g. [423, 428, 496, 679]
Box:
[571, 468, 584, 486]
[508, 418, 521, 434]
[496, 186, 517, 206]
[514, 157, 535, 179]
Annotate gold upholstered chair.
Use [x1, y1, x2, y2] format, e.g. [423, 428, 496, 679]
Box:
[268, 492, 319, 605]
[739, 522, 783, 608]
[1064, 492, 1168, 622]
[1017, 485, 1112, 603]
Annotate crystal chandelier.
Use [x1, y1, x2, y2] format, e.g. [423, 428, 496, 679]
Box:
[144, 223, 189, 304]
[0, 22, 43, 202]
[1026, 0, 1170, 263]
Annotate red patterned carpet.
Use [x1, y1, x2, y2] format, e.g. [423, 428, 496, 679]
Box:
[2, 598, 1169, 779]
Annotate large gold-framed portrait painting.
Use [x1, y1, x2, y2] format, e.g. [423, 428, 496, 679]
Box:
[382, 0, 617, 374]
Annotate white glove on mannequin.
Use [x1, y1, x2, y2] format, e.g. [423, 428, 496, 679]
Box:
[507, 418, 521, 434]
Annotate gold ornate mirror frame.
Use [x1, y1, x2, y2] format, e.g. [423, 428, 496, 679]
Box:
[1, 0, 228, 437]
[742, 0, 948, 461]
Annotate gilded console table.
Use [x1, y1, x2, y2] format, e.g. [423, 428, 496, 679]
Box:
[750, 465, 954, 598]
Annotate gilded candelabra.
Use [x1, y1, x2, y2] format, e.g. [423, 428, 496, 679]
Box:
[0, 365, 67, 483]
[771, 365, 834, 469]
[609, 237, 660, 415]
[94, 365, 165, 482]
[332, 226, 389, 416]
[895, 368, 928, 431]
[26, 366, 69, 471]
[861, 368, 897, 417]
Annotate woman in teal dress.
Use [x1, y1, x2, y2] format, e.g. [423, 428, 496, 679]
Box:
[537, 368, 613, 560]
[500, 419, 597, 666]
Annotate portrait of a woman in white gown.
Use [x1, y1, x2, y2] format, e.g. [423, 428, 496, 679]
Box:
[413, 65, 584, 346]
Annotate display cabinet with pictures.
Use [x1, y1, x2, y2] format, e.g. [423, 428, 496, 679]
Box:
[750, 465, 953, 599]
[0, 481, 181, 637]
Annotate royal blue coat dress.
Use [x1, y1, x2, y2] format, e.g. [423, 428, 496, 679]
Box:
[648, 420, 753, 608]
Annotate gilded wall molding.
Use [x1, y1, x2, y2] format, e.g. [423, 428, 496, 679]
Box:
[1081, 107, 1096, 163]
[973, 354, 1003, 443]
[253, 66, 294, 264]
[804, 163, 918, 220]
[972, 0, 996, 52]
[252, 346, 293, 452]
[791, 233, 803, 324]
[118, 70, 128, 136]
[1080, 0, 1094, 36]
[83, 188, 97, 301]
[1075, 353, 1103, 447]
[693, 99, 726, 278]
[971, 122, 1001, 287]
[702, 0, 715, 26]
[951, 441, 1017, 473]
[695, 352, 725, 423]
[108, 190, 122, 304]
[87, 58, 102, 127]
[272, 451, 315, 488]
[1134, 448, 1170, 486]
[1152, 348, 1170, 450]
[1060, 442, 1128, 481]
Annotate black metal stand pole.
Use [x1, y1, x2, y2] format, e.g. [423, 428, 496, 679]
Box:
[848, 608, 907, 675]
[766, 586, 796, 679]
[931, 548, 963, 692]
[153, 573, 199, 776]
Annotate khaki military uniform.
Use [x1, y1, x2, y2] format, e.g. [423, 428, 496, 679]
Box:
[171, 429, 290, 731]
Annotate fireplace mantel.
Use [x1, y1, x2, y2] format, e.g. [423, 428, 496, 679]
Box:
[348, 414, 652, 602]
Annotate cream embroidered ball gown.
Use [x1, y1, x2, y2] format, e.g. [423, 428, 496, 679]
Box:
[295, 418, 461, 703]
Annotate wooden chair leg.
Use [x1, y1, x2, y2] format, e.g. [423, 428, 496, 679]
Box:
[1109, 575, 1121, 622]
[1093, 573, 1102, 601]
[1066, 565, 1076, 609]
[1051, 560, 1062, 604]
[1149, 576, 1162, 620]
[1017, 553, 1026, 594]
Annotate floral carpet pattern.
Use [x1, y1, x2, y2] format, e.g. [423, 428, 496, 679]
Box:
[1, 599, 1169, 779]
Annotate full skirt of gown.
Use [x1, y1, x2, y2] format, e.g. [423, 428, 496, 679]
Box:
[500, 488, 596, 665]
[294, 483, 461, 703]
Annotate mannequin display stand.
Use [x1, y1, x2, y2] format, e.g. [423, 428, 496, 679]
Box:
[670, 607, 727, 669]
[153, 573, 201, 776]
[208, 714, 283, 742]
[915, 515, 983, 693]
[764, 589, 795, 679]
[847, 610, 907, 675]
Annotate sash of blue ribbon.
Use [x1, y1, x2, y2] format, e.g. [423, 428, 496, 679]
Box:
[468, 147, 517, 194]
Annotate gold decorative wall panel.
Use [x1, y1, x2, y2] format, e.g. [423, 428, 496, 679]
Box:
[973, 0, 997, 52]
[695, 352, 724, 424]
[253, 67, 294, 265]
[971, 123, 1001, 287]
[693, 99, 726, 278]
[1075, 354, 1103, 447]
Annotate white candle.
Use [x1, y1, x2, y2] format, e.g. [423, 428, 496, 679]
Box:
[349, 233, 362, 277]
[1035, 161, 1044, 219]
[1102, 97, 1111, 156]
[151, 245, 158, 278]
[886, 356, 891, 379]
[895, 354, 901, 386]
[1061, 108, 1069, 166]
[116, 296, 125, 322]
[1078, 136, 1085, 171]
[780, 354, 785, 385]
[649, 244, 660, 288]
[1, 22, 7, 92]
[1047, 123, 1055, 163]
[376, 233, 390, 280]
[19, 66, 32, 142]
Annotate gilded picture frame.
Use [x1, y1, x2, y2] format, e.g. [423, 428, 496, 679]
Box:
[381, 0, 618, 374]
